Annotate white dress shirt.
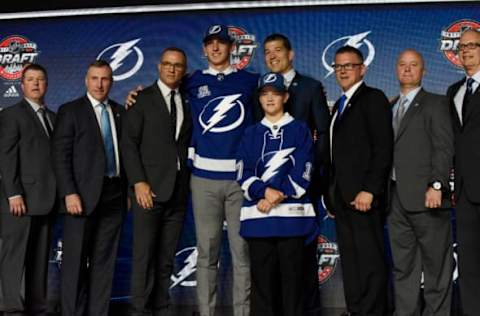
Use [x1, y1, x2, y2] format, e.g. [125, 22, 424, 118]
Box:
[283, 68, 296, 89]
[454, 70, 480, 124]
[157, 79, 184, 140]
[25, 97, 53, 137]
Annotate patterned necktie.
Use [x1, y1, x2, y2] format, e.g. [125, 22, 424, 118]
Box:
[393, 96, 408, 136]
[99, 103, 116, 177]
[337, 94, 347, 118]
[170, 90, 178, 141]
[462, 77, 475, 122]
[38, 107, 52, 137]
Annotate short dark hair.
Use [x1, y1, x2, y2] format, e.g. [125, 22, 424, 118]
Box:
[88, 59, 113, 78]
[161, 47, 187, 62]
[263, 33, 292, 51]
[335, 46, 364, 63]
[21, 63, 47, 82]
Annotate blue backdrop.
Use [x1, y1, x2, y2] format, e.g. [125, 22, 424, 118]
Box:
[0, 2, 477, 309]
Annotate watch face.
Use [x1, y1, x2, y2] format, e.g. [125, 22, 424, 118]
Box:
[433, 182, 442, 190]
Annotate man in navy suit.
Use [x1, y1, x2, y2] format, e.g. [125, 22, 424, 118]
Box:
[326, 46, 393, 316]
[447, 29, 480, 316]
[253, 33, 329, 316]
[52, 60, 127, 316]
[0, 64, 56, 316]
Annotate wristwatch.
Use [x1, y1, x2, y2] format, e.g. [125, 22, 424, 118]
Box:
[429, 181, 443, 191]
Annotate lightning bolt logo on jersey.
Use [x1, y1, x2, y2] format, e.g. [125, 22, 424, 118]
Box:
[236, 113, 317, 238]
[186, 68, 258, 180]
[199, 94, 245, 134]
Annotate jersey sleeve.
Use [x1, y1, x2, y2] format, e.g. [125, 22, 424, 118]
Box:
[280, 124, 314, 198]
[236, 128, 267, 201]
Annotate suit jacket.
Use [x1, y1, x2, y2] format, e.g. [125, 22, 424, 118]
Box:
[52, 95, 126, 215]
[392, 89, 453, 211]
[447, 77, 480, 202]
[121, 82, 192, 202]
[0, 99, 56, 215]
[326, 83, 393, 210]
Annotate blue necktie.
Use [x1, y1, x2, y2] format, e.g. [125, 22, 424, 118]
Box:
[337, 94, 347, 118]
[100, 103, 116, 177]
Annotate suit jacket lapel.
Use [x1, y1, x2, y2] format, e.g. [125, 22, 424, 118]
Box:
[286, 73, 301, 115]
[463, 80, 480, 126]
[83, 96, 104, 144]
[110, 102, 122, 138]
[449, 79, 464, 130]
[21, 99, 50, 139]
[395, 89, 424, 141]
[153, 83, 177, 140]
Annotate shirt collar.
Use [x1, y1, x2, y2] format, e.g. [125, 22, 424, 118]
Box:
[87, 92, 109, 108]
[157, 79, 179, 99]
[400, 86, 422, 104]
[283, 68, 296, 88]
[24, 97, 44, 112]
[202, 65, 236, 76]
[343, 80, 364, 100]
[261, 112, 294, 131]
[468, 69, 480, 85]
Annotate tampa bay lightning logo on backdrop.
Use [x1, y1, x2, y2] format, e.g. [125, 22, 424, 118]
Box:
[170, 246, 198, 288]
[97, 38, 144, 81]
[199, 94, 245, 134]
[321, 31, 375, 78]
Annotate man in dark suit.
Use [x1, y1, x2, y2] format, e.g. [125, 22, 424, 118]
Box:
[326, 46, 393, 316]
[52, 60, 126, 316]
[0, 64, 56, 316]
[254, 33, 329, 316]
[447, 29, 480, 316]
[121, 47, 192, 316]
[389, 49, 453, 316]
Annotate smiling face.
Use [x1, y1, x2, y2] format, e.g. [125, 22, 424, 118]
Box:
[264, 39, 294, 74]
[396, 49, 425, 91]
[334, 52, 366, 92]
[21, 69, 47, 104]
[458, 30, 480, 76]
[259, 87, 289, 119]
[203, 38, 232, 71]
[85, 65, 112, 103]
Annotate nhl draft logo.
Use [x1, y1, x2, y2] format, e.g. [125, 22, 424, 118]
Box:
[322, 31, 375, 78]
[199, 94, 245, 134]
[97, 38, 144, 81]
[0, 35, 39, 81]
[317, 235, 340, 285]
[229, 26, 257, 70]
[170, 247, 198, 288]
[439, 19, 480, 68]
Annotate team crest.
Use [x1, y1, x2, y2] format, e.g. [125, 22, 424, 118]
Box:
[197, 85, 211, 99]
[199, 94, 245, 134]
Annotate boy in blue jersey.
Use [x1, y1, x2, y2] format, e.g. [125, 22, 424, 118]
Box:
[187, 25, 258, 316]
[236, 72, 316, 316]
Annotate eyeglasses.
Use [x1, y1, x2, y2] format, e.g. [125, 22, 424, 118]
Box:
[161, 61, 186, 70]
[332, 63, 363, 72]
[458, 42, 480, 51]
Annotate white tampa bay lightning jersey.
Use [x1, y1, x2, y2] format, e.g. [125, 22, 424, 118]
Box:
[236, 113, 317, 238]
[185, 68, 259, 180]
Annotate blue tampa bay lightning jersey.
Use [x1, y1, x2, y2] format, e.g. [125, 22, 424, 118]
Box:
[185, 68, 259, 180]
[236, 113, 317, 238]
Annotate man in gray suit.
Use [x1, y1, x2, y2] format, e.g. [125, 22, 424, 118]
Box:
[388, 49, 454, 316]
